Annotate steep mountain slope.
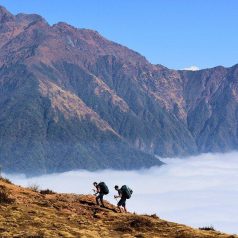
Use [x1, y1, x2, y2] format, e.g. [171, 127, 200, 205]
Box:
[0, 5, 238, 174]
[181, 65, 238, 152]
[0, 178, 236, 238]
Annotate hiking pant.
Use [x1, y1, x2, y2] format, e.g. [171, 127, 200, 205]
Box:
[96, 193, 104, 206]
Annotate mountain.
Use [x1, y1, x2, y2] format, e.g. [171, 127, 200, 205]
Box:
[0, 178, 236, 237]
[0, 6, 237, 175]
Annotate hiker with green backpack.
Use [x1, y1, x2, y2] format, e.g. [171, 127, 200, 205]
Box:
[114, 185, 133, 213]
[93, 182, 109, 207]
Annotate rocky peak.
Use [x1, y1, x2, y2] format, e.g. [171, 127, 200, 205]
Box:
[53, 21, 77, 30]
[15, 13, 48, 25]
[0, 5, 14, 23]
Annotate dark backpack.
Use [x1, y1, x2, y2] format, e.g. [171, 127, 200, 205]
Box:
[121, 185, 133, 199]
[98, 182, 109, 195]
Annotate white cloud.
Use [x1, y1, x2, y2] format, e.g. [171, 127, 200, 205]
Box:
[4, 152, 238, 235]
[183, 65, 200, 71]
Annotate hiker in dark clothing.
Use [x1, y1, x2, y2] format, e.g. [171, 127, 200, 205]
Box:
[93, 182, 109, 207]
[114, 185, 128, 213]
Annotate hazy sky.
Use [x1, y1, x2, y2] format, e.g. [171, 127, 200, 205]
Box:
[0, 0, 237, 69]
[5, 152, 238, 235]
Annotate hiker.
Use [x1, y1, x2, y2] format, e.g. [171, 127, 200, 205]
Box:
[93, 182, 109, 207]
[114, 185, 133, 213]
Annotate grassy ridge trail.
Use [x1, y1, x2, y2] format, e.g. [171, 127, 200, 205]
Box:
[0, 178, 236, 238]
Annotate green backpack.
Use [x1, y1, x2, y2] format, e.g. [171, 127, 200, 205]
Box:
[121, 185, 133, 199]
[98, 182, 109, 195]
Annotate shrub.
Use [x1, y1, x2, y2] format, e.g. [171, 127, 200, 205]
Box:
[114, 216, 154, 233]
[150, 214, 159, 219]
[199, 226, 215, 231]
[40, 189, 55, 195]
[0, 177, 12, 184]
[0, 185, 15, 204]
[28, 184, 40, 192]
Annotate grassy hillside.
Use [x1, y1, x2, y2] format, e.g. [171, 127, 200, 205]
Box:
[0, 177, 236, 238]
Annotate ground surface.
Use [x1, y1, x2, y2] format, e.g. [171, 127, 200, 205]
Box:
[0, 178, 237, 238]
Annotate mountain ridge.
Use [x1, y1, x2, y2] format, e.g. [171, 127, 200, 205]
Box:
[0, 6, 238, 174]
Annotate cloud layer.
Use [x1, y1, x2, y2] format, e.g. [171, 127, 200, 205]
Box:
[4, 152, 238, 235]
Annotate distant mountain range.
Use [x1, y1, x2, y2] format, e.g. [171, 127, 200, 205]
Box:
[0, 6, 238, 175]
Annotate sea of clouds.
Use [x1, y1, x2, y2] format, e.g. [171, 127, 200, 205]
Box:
[4, 152, 238, 235]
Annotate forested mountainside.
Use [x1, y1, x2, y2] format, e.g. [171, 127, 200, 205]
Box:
[0, 6, 238, 174]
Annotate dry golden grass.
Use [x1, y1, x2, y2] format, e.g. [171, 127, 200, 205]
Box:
[0, 178, 237, 238]
[38, 79, 119, 135]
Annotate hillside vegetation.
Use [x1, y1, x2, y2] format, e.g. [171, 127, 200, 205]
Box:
[0, 178, 236, 238]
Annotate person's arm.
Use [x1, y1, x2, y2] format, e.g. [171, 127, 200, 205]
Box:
[93, 186, 100, 195]
[114, 190, 122, 198]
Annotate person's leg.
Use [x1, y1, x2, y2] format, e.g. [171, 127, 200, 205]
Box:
[99, 193, 105, 207]
[117, 198, 123, 212]
[118, 205, 123, 212]
[123, 204, 127, 213]
[121, 198, 127, 213]
[96, 194, 100, 205]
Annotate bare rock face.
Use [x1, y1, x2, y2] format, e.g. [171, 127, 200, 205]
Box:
[181, 65, 238, 153]
[0, 6, 237, 175]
